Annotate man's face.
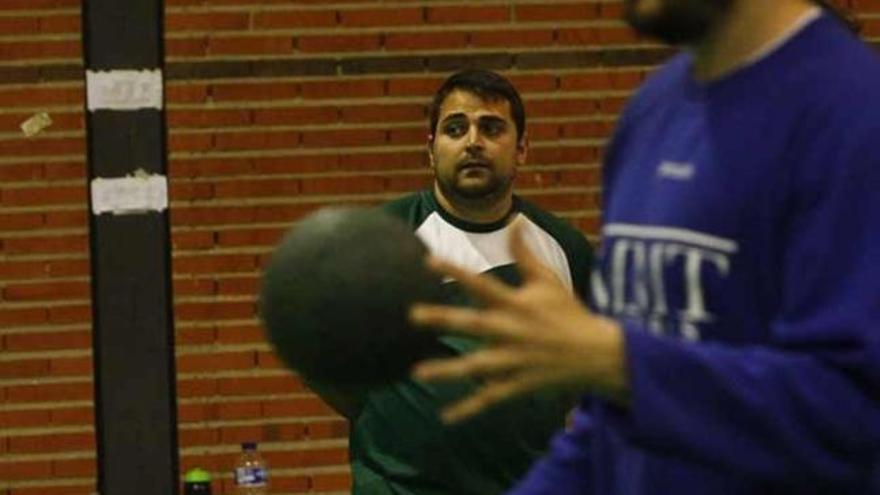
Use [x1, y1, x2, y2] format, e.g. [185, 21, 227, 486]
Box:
[624, 0, 735, 45]
[429, 89, 525, 205]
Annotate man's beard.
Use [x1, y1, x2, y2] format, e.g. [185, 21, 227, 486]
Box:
[436, 162, 514, 207]
[624, 0, 735, 45]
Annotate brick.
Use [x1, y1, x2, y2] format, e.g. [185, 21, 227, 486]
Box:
[47, 259, 90, 277]
[216, 401, 262, 420]
[176, 325, 217, 345]
[300, 175, 386, 195]
[170, 181, 214, 201]
[0, 359, 49, 379]
[262, 396, 334, 416]
[252, 106, 338, 126]
[387, 76, 444, 97]
[339, 150, 427, 171]
[177, 351, 255, 373]
[0, 86, 81, 108]
[218, 376, 303, 396]
[171, 231, 216, 250]
[216, 228, 284, 247]
[178, 403, 212, 422]
[528, 98, 598, 118]
[50, 407, 93, 426]
[177, 378, 219, 398]
[179, 427, 220, 447]
[170, 157, 253, 177]
[515, 2, 599, 21]
[250, 154, 341, 174]
[0, 39, 80, 61]
[215, 324, 265, 344]
[2, 234, 87, 254]
[166, 83, 209, 103]
[10, 484, 96, 495]
[39, 14, 81, 33]
[253, 10, 337, 29]
[171, 206, 257, 227]
[340, 103, 424, 123]
[269, 447, 348, 468]
[0, 459, 52, 480]
[0, 260, 49, 279]
[5, 330, 90, 351]
[49, 356, 93, 376]
[176, 301, 255, 321]
[216, 277, 259, 295]
[0, 307, 48, 327]
[340, 7, 423, 27]
[0, 163, 42, 181]
[10, 432, 94, 453]
[300, 128, 386, 148]
[52, 458, 95, 477]
[298, 33, 382, 53]
[300, 79, 385, 99]
[306, 419, 349, 440]
[167, 108, 251, 128]
[470, 28, 555, 48]
[48, 304, 92, 324]
[216, 178, 301, 199]
[166, 12, 250, 31]
[211, 81, 300, 102]
[44, 210, 88, 229]
[389, 126, 430, 146]
[427, 5, 510, 24]
[0, 16, 39, 35]
[168, 132, 214, 152]
[312, 471, 352, 491]
[265, 474, 311, 492]
[256, 350, 284, 370]
[43, 161, 86, 180]
[0, 409, 51, 429]
[209, 35, 294, 55]
[6, 382, 92, 403]
[174, 254, 257, 274]
[385, 31, 469, 51]
[213, 130, 300, 151]
[166, 36, 209, 58]
[0, 0, 78, 7]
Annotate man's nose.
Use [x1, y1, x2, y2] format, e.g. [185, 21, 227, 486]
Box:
[465, 125, 484, 151]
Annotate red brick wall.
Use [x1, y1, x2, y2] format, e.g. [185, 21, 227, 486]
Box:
[1, 1, 878, 494]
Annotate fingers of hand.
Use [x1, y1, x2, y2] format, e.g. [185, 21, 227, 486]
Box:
[409, 304, 523, 341]
[412, 348, 524, 383]
[439, 371, 550, 423]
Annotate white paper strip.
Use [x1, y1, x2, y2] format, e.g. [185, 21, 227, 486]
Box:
[86, 69, 163, 111]
[91, 174, 168, 215]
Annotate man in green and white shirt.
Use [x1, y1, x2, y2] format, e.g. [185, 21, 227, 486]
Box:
[349, 69, 594, 494]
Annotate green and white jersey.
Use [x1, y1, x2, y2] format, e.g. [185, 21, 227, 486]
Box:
[350, 189, 593, 495]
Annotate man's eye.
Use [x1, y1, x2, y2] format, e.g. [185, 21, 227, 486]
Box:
[481, 121, 506, 137]
[443, 123, 467, 137]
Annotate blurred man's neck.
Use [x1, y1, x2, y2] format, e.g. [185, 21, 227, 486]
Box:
[433, 183, 514, 225]
[692, 0, 818, 81]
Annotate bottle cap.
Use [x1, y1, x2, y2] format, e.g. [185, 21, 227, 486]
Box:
[184, 468, 211, 483]
[242, 441, 257, 451]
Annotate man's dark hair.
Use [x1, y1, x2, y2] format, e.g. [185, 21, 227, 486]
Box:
[812, 0, 861, 33]
[428, 69, 526, 143]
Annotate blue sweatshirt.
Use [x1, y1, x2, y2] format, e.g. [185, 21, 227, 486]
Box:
[512, 13, 880, 494]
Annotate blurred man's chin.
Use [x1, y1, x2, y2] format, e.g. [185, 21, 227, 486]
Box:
[624, 0, 734, 45]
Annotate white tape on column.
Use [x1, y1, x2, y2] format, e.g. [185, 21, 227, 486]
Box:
[86, 69, 163, 111]
[91, 170, 168, 215]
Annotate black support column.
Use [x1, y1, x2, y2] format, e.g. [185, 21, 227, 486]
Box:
[81, 1, 179, 494]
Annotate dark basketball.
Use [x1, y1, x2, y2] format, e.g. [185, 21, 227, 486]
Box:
[260, 207, 445, 387]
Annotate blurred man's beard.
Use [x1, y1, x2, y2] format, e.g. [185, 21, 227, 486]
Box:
[436, 167, 513, 206]
[624, 0, 735, 45]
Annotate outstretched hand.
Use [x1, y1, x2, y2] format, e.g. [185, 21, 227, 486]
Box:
[409, 220, 629, 423]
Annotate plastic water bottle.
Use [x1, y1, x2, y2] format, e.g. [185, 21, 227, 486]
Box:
[183, 467, 212, 495]
[234, 442, 269, 494]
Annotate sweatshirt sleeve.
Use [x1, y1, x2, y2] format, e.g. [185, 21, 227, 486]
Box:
[617, 110, 880, 488]
[508, 407, 596, 495]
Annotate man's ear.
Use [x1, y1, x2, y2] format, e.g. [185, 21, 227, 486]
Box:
[427, 135, 436, 169]
[516, 132, 529, 166]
